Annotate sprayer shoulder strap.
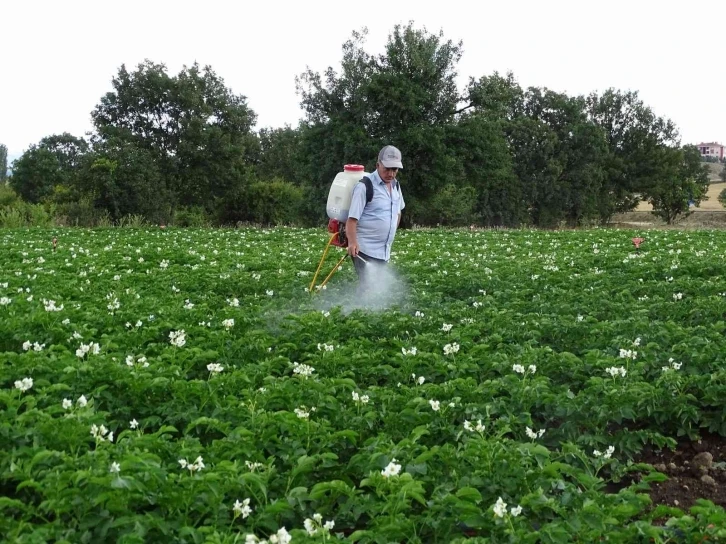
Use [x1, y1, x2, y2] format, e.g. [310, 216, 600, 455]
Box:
[360, 176, 374, 204]
[361, 177, 402, 204]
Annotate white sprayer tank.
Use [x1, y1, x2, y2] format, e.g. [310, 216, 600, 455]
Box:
[326, 164, 368, 221]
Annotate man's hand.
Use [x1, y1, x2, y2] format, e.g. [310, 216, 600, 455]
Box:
[345, 217, 359, 257]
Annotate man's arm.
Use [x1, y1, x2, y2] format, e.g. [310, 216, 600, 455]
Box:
[346, 217, 359, 257]
[397, 185, 405, 227]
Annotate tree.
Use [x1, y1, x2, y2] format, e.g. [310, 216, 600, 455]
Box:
[294, 24, 685, 228]
[448, 113, 524, 226]
[39, 133, 89, 172]
[296, 23, 507, 226]
[9, 147, 58, 202]
[9, 133, 88, 203]
[505, 116, 563, 226]
[426, 183, 478, 226]
[0, 144, 7, 183]
[467, 74, 608, 227]
[91, 60, 258, 214]
[256, 126, 305, 185]
[586, 89, 680, 223]
[520, 89, 607, 226]
[77, 138, 170, 223]
[465, 71, 524, 121]
[646, 145, 709, 224]
[295, 28, 390, 224]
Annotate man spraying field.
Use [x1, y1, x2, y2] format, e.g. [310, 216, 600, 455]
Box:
[309, 145, 406, 297]
[345, 145, 405, 293]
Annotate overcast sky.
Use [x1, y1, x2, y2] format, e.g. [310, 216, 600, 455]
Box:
[1, 0, 722, 161]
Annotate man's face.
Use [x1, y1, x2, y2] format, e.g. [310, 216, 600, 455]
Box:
[376, 162, 398, 183]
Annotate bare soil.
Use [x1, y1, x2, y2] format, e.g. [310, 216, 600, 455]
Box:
[636, 433, 726, 510]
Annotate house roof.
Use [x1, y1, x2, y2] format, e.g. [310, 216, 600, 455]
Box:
[696, 142, 724, 147]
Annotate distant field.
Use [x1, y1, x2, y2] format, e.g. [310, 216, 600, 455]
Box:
[636, 181, 725, 212]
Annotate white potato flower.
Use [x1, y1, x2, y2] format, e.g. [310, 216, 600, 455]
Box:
[493, 497, 507, 518]
[605, 366, 627, 378]
[232, 498, 253, 519]
[292, 362, 315, 378]
[14, 377, 33, 392]
[593, 445, 615, 459]
[381, 459, 402, 478]
[169, 330, 187, 348]
[464, 419, 485, 433]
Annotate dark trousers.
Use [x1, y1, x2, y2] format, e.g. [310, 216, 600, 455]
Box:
[351, 251, 386, 292]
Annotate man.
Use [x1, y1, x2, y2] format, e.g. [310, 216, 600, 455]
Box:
[346, 145, 405, 291]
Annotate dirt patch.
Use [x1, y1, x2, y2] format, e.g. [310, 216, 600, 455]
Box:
[636, 433, 726, 510]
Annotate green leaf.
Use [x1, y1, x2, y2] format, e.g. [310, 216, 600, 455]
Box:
[110, 477, 131, 489]
[455, 487, 482, 503]
[642, 472, 669, 483]
[0, 497, 26, 511]
[309, 480, 356, 500]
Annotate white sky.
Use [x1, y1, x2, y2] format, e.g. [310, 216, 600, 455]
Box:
[1, 0, 723, 161]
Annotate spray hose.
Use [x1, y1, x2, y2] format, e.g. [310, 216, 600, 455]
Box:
[308, 233, 348, 293]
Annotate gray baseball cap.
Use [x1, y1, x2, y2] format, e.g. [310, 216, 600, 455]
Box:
[378, 145, 403, 169]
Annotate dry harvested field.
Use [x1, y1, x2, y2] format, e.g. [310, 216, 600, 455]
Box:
[636, 182, 725, 212]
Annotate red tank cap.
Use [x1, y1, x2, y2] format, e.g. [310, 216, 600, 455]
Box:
[344, 164, 364, 171]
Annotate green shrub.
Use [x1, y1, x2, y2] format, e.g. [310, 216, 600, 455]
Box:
[297, 184, 328, 227]
[117, 214, 148, 228]
[0, 184, 19, 207]
[0, 207, 26, 227]
[0, 200, 57, 228]
[421, 184, 478, 227]
[719, 187, 726, 205]
[96, 210, 114, 228]
[27, 202, 54, 227]
[172, 206, 212, 227]
[246, 179, 304, 226]
[55, 196, 105, 227]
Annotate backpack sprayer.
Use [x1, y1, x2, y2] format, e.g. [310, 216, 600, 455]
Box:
[308, 164, 373, 293]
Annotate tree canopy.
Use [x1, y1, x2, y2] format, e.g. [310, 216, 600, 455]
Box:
[5, 23, 705, 227]
[91, 60, 258, 218]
